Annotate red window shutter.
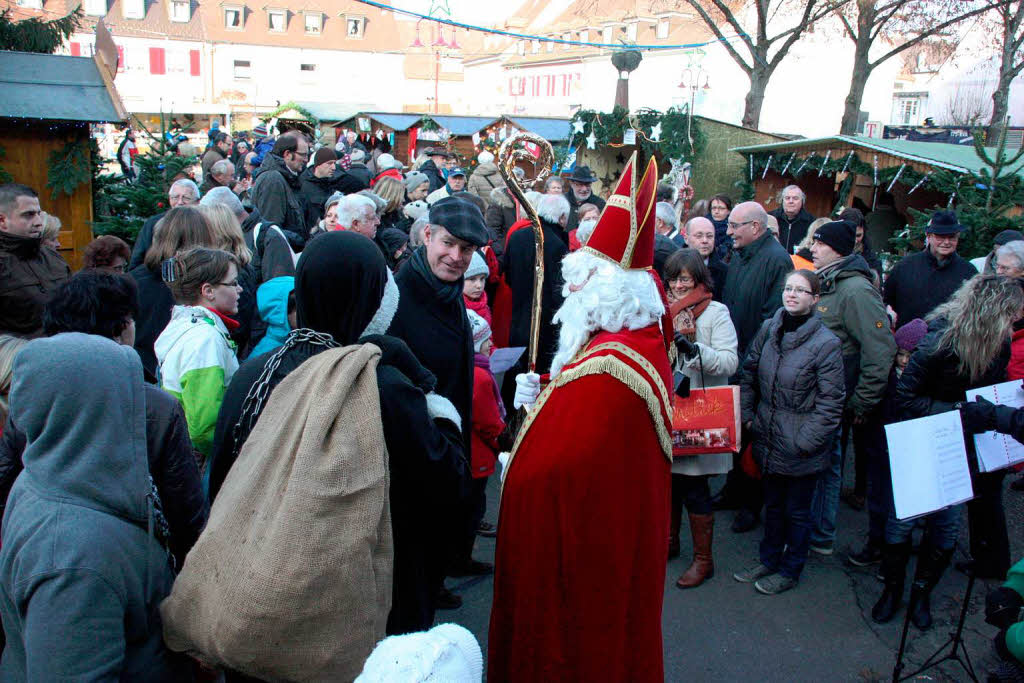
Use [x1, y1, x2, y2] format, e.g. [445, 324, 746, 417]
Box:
[149, 47, 165, 75]
[189, 49, 200, 76]
[117, 45, 125, 73]
[70, 42, 81, 56]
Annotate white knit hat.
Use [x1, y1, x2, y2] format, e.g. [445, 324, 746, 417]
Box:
[464, 250, 488, 280]
[376, 152, 397, 170]
[355, 623, 482, 682]
[403, 199, 429, 221]
[466, 309, 492, 353]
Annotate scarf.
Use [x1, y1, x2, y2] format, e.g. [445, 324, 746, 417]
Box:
[409, 245, 463, 305]
[474, 352, 506, 420]
[781, 310, 813, 335]
[464, 291, 492, 325]
[668, 284, 713, 341]
[204, 306, 240, 331]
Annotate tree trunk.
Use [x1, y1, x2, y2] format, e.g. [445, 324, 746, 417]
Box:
[840, 28, 875, 135]
[742, 64, 771, 129]
[988, 83, 1011, 143]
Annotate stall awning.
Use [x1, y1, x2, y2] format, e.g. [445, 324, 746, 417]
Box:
[0, 51, 125, 122]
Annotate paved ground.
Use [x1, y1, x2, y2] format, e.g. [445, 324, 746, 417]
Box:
[443, 467, 1024, 682]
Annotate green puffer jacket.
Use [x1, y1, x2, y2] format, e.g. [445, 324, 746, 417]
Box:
[816, 254, 896, 417]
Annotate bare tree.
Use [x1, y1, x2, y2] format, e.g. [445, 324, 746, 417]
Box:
[944, 81, 994, 125]
[988, 0, 1024, 140]
[837, 0, 1004, 135]
[683, 0, 849, 129]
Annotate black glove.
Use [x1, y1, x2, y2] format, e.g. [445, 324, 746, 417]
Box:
[673, 332, 697, 360]
[960, 395, 997, 434]
[987, 586, 1024, 629]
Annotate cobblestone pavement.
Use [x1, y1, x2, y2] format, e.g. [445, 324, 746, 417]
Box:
[446, 467, 1024, 682]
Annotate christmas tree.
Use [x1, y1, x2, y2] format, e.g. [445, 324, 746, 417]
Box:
[92, 113, 198, 245]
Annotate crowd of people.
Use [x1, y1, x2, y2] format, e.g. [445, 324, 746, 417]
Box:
[0, 119, 1023, 681]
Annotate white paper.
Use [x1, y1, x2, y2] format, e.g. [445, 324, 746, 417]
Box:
[488, 346, 526, 375]
[885, 411, 974, 520]
[471, 132, 480, 146]
[966, 380, 1024, 472]
[622, 128, 637, 145]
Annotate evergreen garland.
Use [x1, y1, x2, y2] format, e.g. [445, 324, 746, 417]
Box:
[46, 140, 91, 199]
[262, 101, 320, 130]
[567, 106, 706, 163]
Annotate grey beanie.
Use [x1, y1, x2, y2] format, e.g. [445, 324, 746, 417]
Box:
[404, 171, 429, 193]
[464, 250, 488, 280]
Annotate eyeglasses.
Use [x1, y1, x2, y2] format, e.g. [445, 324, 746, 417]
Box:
[727, 220, 755, 230]
[783, 285, 813, 295]
[217, 280, 242, 289]
[669, 275, 694, 284]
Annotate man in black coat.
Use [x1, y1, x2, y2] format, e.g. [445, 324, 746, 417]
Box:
[717, 201, 794, 531]
[684, 216, 728, 301]
[418, 148, 450, 192]
[564, 165, 606, 232]
[884, 210, 977, 326]
[503, 194, 570, 377]
[770, 184, 815, 254]
[299, 147, 338, 228]
[251, 133, 310, 240]
[386, 196, 492, 599]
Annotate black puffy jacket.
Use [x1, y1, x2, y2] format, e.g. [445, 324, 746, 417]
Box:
[741, 309, 846, 477]
[0, 383, 208, 567]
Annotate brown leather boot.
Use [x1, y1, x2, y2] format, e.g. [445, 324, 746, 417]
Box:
[676, 513, 714, 589]
[668, 476, 683, 559]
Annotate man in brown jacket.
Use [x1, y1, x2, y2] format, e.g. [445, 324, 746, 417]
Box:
[0, 184, 70, 337]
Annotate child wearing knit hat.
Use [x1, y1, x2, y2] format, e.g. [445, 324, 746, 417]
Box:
[463, 251, 492, 325]
[893, 317, 927, 375]
[467, 309, 505, 536]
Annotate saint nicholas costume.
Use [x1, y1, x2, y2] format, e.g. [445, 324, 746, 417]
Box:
[488, 154, 674, 682]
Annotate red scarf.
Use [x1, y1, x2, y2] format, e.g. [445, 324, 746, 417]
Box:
[668, 285, 712, 340]
[204, 306, 241, 331]
[464, 291, 492, 326]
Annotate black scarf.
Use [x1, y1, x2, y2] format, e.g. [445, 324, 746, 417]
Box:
[408, 245, 463, 305]
[295, 232, 388, 345]
[781, 310, 813, 334]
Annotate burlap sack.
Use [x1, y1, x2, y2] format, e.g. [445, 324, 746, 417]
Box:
[161, 344, 392, 682]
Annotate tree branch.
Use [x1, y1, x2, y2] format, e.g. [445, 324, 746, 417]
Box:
[870, 1, 1008, 68]
[684, 0, 754, 72]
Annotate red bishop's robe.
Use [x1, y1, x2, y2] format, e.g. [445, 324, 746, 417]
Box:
[488, 323, 673, 683]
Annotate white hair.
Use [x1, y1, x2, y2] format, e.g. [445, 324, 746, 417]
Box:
[170, 178, 200, 200]
[997, 240, 1024, 269]
[576, 218, 598, 246]
[409, 215, 429, 248]
[655, 201, 677, 228]
[537, 194, 571, 224]
[337, 194, 378, 228]
[780, 184, 806, 203]
[478, 151, 494, 164]
[200, 186, 244, 217]
[210, 159, 234, 177]
[523, 190, 543, 209]
[549, 250, 665, 377]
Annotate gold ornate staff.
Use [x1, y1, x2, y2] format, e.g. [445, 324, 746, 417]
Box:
[496, 133, 554, 373]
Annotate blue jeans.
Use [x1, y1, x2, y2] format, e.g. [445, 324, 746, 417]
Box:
[885, 504, 962, 550]
[760, 472, 820, 579]
[810, 432, 842, 546]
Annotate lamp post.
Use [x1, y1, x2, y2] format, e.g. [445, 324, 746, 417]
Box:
[678, 67, 710, 151]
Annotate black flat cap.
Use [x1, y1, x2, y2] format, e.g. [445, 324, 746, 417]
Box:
[428, 196, 489, 247]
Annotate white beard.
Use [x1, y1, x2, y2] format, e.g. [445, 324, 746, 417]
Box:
[548, 250, 666, 378]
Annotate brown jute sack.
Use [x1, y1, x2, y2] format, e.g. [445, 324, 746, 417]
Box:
[161, 344, 392, 682]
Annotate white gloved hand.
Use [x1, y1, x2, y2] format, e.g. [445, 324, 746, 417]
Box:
[497, 452, 511, 483]
[513, 372, 541, 410]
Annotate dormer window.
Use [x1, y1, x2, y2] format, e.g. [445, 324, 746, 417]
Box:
[579, 30, 589, 44]
[561, 32, 571, 50]
[602, 27, 613, 44]
[656, 19, 669, 39]
[224, 5, 243, 29]
[626, 22, 637, 41]
[345, 15, 364, 38]
[546, 36, 554, 52]
[169, 0, 189, 22]
[83, 0, 107, 17]
[16, 0, 44, 9]
[122, 0, 144, 19]
[304, 11, 322, 35]
[268, 8, 285, 31]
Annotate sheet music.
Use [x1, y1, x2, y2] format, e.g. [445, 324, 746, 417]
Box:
[965, 380, 1024, 472]
[488, 347, 526, 375]
[885, 411, 974, 520]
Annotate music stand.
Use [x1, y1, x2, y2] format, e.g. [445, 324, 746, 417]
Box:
[891, 568, 978, 683]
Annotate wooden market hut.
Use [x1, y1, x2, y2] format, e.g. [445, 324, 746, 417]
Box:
[337, 113, 424, 166]
[0, 41, 128, 270]
[730, 135, 991, 228]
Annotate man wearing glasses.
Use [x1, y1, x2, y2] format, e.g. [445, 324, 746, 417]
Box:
[714, 201, 792, 531]
[251, 131, 311, 241]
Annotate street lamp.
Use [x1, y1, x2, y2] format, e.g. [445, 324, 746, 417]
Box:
[678, 67, 710, 151]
